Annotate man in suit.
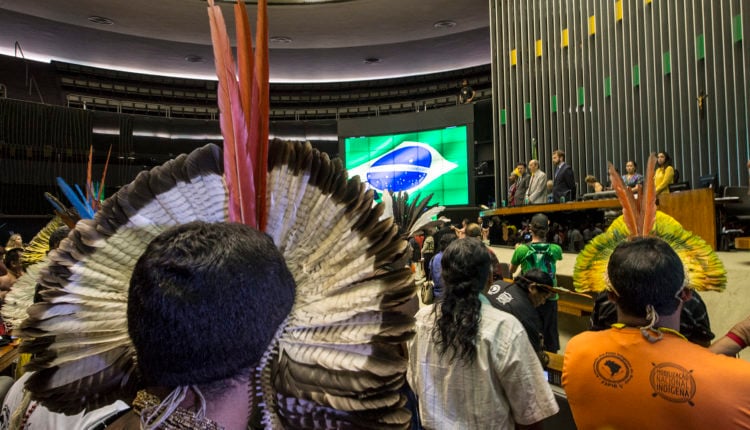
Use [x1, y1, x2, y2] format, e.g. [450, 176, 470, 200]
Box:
[551, 149, 576, 203]
[525, 159, 548, 204]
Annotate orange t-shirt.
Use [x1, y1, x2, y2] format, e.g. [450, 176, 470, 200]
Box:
[563, 327, 750, 430]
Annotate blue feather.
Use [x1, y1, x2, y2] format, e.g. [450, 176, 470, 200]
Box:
[56, 178, 95, 219]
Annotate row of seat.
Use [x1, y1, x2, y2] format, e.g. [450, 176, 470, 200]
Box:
[66, 89, 490, 120]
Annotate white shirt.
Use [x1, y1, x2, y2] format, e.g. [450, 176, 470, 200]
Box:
[407, 296, 558, 429]
[0, 372, 130, 430]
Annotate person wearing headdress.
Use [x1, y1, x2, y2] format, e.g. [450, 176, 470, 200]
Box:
[13, 1, 418, 429]
[563, 154, 750, 429]
[408, 238, 558, 429]
[484, 269, 557, 366]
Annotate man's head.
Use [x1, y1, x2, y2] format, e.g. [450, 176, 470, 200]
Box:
[530, 213, 549, 238]
[528, 159, 539, 173]
[552, 150, 565, 166]
[515, 269, 555, 307]
[516, 162, 527, 176]
[3, 248, 23, 275]
[128, 221, 296, 389]
[465, 223, 482, 239]
[607, 237, 685, 318]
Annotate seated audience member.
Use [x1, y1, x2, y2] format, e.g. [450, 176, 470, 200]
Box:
[4, 234, 22, 251]
[0, 248, 24, 298]
[408, 238, 558, 429]
[484, 269, 556, 366]
[429, 233, 458, 299]
[510, 213, 563, 352]
[621, 160, 643, 194]
[584, 175, 604, 193]
[563, 238, 750, 429]
[109, 222, 295, 428]
[590, 289, 715, 347]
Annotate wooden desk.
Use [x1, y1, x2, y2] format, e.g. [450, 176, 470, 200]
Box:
[481, 199, 621, 217]
[658, 188, 716, 249]
[482, 188, 717, 250]
[0, 339, 20, 374]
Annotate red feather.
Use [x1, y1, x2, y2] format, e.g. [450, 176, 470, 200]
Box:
[207, 0, 256, 226]
[640, 153, 658, 236]
[249, 0, 270, 231]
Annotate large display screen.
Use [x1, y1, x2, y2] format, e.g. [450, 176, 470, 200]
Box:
[343, 125, 469, 206]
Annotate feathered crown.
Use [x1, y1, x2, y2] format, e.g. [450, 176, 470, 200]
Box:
[573, 153, 726, 293]
[15, 1, 416, 428]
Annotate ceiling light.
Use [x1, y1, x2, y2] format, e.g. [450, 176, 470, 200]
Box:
[88, 16, 114, 25]
[363, 57, 381, 65]
[184, 55, 204, 63]
[270, 36, 293, 44]
[433, 20, 456, 29]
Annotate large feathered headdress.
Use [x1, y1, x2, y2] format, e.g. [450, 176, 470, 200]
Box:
[15, 1, 416, 428]
[573, 154, 726, 293]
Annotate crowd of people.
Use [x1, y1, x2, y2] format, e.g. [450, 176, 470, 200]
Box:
[0, 201, 748, 429]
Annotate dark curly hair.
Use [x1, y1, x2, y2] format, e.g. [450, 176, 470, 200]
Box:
[431, 238, 490, 364]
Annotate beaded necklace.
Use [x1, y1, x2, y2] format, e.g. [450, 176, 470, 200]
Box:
[132, 390, 223, 430]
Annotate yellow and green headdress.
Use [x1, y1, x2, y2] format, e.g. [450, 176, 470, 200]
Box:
[573, 154, 726, 293]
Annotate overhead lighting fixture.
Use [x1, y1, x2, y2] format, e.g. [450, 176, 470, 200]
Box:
[363, 57, 381, 65]
[184, 55, 204, 63]
[88, 16, 114, 25]
[270, 36, 293, 44]
[433, 20, 456, 29]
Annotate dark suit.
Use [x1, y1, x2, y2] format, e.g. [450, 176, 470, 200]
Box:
[552, 162, 576, 203]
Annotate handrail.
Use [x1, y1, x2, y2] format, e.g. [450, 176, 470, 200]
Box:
[14, 41, 25, 59]
[28, 76, 45, 104]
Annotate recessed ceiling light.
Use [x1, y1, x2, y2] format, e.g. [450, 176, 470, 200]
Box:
[88, 16, 114, 25]
[363, 57, 381, 65]
[433, 20, 456, 29]
[270, 36, 293, 44]
[184, 55, 204, 63]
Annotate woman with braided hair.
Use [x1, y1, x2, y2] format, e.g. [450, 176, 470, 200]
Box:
[407, 238, 558, 429]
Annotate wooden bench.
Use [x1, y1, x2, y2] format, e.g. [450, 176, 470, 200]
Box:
[556, 275, 594, 317]
[735, 237, 750, 250]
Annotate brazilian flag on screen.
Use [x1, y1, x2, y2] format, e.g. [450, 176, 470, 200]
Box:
[344, 125, 469, 206]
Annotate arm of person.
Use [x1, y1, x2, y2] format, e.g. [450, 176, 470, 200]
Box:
[709, 313, 750, 356]
[509, 245, 527, 273]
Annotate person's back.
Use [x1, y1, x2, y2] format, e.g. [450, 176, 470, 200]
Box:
[564, 327, 750, 429]
[565, 237, 750, 429]
[408, 238, 557, 429]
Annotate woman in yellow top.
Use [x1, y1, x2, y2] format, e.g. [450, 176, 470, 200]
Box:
[654, 151, 674, 195]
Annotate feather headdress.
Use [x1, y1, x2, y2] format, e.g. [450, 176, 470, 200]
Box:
[15, 1, 416, 428]
[573, 153, 726, 293]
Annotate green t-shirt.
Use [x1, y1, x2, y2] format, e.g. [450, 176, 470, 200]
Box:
[510, 242, 563, 287]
